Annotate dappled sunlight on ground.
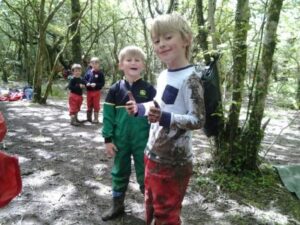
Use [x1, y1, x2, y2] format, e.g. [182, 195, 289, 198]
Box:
[0, 98, 299, 225]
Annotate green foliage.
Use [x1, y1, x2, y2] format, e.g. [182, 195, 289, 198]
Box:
[269, 79, 298, 109]
[43, 81, 68, 100]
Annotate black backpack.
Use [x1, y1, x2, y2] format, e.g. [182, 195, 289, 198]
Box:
[198, 56, 223, 137]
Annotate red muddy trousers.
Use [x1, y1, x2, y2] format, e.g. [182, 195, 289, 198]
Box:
[87, 90, 101, 112]
[69, 93, 83, 115]
[144, 156, 192, 225]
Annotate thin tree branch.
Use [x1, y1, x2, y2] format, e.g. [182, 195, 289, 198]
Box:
[263, 112, 299, 158]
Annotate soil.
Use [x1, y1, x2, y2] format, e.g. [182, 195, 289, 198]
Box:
[0, 95, 299, 225]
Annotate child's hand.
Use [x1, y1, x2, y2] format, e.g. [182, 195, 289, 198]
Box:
[125, 91, 137, 115]
[148, 100, 161, 123]
[105, 143, 117, 158]
[91, 83, 96, 87]
[86, 83, 91, 86]
[126, 101, 137, 115]
[80, 84, 85, 89]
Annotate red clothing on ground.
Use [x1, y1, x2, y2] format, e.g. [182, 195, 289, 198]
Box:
[0, 151, 22, 207]
[87, 90, 101, 112]
[0, 112, 22, 208]
[144, 156, 193, 225]
[69, 92, 83, 115]
[0, 113, 7, 141]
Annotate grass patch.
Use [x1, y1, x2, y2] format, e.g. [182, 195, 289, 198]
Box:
[195, 164, 300, 223]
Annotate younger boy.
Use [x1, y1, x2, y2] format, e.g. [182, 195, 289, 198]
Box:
[83, 57, 105, 123]
[101, 46, 156, 221]
[68, 64, 85, 126]
[126, 14, 206, 225]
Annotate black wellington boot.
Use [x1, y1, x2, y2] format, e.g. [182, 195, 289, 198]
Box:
[87, 111, 92, 122]
[101, 195, 125, 221]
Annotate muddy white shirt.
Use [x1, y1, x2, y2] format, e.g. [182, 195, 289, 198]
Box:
[137, 65, 206, 165]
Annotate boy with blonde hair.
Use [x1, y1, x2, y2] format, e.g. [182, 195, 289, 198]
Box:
[68, 64, 85, 126]
[101, 45, 156, 221]
[83, 57, 105, 123]
[126, 14, 206, 225]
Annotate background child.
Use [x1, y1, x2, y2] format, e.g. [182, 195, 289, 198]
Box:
[68, 64, 85, 126]
[83, 57, 105, 123]
[101, 46, 156, 221]
[126, 14, 206, 225]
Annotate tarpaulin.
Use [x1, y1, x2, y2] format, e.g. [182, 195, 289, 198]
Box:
[274, 164, 300, 199]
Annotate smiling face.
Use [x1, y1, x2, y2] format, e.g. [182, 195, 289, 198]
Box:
[150, 14, 193, 69]
[152, 31, 190, 69]
[119, 55, 145, 81]
[72, 68, 82, 77]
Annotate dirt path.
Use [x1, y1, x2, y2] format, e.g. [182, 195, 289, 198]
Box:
[0, 98, 299, 225]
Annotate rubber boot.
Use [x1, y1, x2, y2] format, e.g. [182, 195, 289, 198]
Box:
[87, 111, 92, 122]
[70, 115, 80, 126]
[101, 195, 125, 221]
[92, 112, 99, 124]
[75, 113, 82, 123]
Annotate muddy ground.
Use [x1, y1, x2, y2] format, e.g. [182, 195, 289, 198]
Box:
[0, 95, 299, 225]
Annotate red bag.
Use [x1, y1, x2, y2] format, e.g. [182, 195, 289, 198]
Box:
[0, 151, 22, 207]
[0, 112, 7, 141]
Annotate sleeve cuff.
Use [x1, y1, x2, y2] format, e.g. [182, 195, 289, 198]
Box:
[159, 111, 172, 127]
[104, 137, 112, 143]
[137, 103, 146, 116]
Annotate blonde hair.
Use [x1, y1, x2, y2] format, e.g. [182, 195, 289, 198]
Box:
[71, 63, 82, 71]
[150, 13, 193, 59]
[118, 45, 146, 62]
[90, 57, 100, 63]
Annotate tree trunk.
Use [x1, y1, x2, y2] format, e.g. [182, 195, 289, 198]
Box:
[221, 0, 250, 168]
[71, 0, 82, 64]
[296, 64, 300, 109]
[241, 0, 284, 170]
[208, 0, 218, 49]
[32, 0, 66, 103]
[33, 0, 46, 103]
[195, 0, 210, 63]
[2, 69, 8, 83]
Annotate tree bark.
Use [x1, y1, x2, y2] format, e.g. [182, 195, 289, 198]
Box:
[33, 0, 46, 103]
[71, 0, 82, 64]
[32, 0, 66, 103]
[195, 0, 210, 63]
[226, 0, 250, 155]
[296, 63, 300, 109]
[243, 0, 284, 170]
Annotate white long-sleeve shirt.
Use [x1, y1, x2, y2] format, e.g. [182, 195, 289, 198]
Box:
[137, 65, 206, 165]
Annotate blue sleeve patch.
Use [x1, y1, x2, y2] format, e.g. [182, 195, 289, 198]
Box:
[162, 85, 178, 104]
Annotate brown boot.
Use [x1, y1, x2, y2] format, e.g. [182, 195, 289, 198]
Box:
[92, 112, 99, 124]
[101, 195, 125, 221]
[70, 115, 80, 126]
[87, 111, 92, 122]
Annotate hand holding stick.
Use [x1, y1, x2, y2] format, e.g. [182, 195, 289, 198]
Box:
[125, 91, 137, 115]
[148, 100, 161, 123]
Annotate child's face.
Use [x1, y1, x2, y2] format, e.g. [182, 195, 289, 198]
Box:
[73, 68, 82, 77]
[119, 56, 144, 79]
[90, 61, 100, 70]
[152, 31, 189, 69]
